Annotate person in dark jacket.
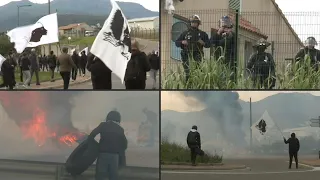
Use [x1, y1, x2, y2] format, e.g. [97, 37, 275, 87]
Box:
[29, 48, 40, 86]
[284, 133, 300, 169]
[148, 50, 160, 89]
[20, 52, 31, 87]
[1, 50, 17, 90]
[80, 51, 87, 77]
[71, 51, 80, 81]
[186, 125, 201, 166]
[175, 14, 210, 82]
[88, 111, 127, 180]
[47, 51, 57, 82]
[295, 37, 320, 71]
[42, 54, 48, 71]
[247, 39, 276, 89]
[124, 39, 151, 89]
[86, 53, 112, 89]
[211, 16, 236, 80]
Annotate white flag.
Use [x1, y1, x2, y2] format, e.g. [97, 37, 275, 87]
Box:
[79, 47, 88, 56]
[90, 0, 131, 83]
[7, 13, 59, 53]
[251, 110, 276, 142]
[0, 54, 6, 69]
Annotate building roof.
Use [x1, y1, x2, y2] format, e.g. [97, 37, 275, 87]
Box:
[270, 0, 304, 46]
[228, 14, 268, 39]
[59, 23, 86, 30]
[128, 16, 159, 23]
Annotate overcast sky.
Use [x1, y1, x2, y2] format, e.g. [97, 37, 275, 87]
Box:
[0, 0, 159, 12]
[161, 91, 320, 112]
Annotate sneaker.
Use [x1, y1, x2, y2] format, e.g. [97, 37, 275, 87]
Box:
[82, 74, 85, 77]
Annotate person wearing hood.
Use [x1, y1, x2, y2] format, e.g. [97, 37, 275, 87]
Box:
[89, 111, 127, 180]
[175, 14, 210, 82]
[124, 39, 151, 89]
[295, 36, 320, 70]
[284, 133, 300, 169]
[247, 39, 276, 89]
[186, 125, 201, 166]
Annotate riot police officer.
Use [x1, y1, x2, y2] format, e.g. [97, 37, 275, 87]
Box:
[211, 16, 236, 70]
[247, 39, 276, 89]
[175, 14, 210, 82]
[295, 37, 320, 70]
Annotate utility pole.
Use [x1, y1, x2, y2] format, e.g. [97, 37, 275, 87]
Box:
[250, 97, 252, 150]
[48, 0, 51, 53]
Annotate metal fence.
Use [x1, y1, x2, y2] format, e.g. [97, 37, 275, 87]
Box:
[131, 28, 159, 40]
[161, 9, 320, 76]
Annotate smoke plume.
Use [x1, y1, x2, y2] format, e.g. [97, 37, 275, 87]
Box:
[183, 91, 246, 147]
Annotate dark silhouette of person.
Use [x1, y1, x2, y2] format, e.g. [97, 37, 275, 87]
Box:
[30, 23, 47, 42]
[284, 133, 300, 169]
[88, 111, 127, 180]
[186, 125, 201, 166]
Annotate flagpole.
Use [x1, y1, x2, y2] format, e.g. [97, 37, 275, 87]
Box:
[250, 97, 252, 150]
[48, 0, 51, 53]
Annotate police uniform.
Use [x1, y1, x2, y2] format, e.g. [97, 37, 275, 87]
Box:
[295, 47, 320, 70]
[247, 40, 276, 89]
[175, 15, 210, 81]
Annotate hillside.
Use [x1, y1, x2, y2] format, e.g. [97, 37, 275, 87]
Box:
[0, 0, 159, 31]
[161, 93, 320, 146]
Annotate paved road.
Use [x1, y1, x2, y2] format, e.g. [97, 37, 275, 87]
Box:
[162, 158, 320, 180]
[68, 73, 159, 89]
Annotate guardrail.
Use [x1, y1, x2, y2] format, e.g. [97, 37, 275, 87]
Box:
[0, 159, 159, 180]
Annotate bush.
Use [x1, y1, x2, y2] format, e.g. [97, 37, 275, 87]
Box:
[161, 137, 223, 164]
[162, 51, 320, 89]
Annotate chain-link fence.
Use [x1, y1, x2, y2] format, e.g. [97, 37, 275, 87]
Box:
[161, 9, 320, 79]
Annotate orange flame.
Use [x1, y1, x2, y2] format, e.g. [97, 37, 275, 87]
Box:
[19, 107, 80, 147]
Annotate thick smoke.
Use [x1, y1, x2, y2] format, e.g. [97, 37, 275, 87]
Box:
[0, 92, 84, 137]
[183, 91, 246, 147]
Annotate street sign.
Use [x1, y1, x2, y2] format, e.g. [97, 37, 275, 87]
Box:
[310, 117, 320, 127]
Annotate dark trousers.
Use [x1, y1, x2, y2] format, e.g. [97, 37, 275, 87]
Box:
[289, 152, 298, 169]
[50, 67, 55, 80]
[60, 71, 71, 90]
[71, 68, 78, 80]
[81, 67, 86, 75]
[30, 69, 40, 85]
[125, 79, 146, 89]
[95, 153, 119, 180]
[190, 148, 197, 165]
[20, 67, 23, 82]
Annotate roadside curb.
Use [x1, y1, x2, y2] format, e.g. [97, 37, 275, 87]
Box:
[38, 77, 91, 89]
[299, 161, 320, 167]
[161, 164, 247, 171]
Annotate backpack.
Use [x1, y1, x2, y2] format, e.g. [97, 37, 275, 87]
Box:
[187, 131, 198, 145]
[126, 55, 142, 80]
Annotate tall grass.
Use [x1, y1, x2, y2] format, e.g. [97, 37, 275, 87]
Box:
[161, 137, 223, 164]
[162, 51, 320, 89]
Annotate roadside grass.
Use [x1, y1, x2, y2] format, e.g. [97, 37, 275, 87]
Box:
[0, 70, 61, 85]
[162, 48, 319, 89]
[161, 137, 223, 165]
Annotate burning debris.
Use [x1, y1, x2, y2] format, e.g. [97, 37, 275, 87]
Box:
[0, 92, 86, 147]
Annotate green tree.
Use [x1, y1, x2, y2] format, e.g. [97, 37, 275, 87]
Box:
[0, 35, 14, 56]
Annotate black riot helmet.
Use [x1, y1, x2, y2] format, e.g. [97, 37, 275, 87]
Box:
[191, 125, 198, 130]
[305, 37, 317, 49]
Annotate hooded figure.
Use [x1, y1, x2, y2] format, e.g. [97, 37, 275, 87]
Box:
[284, 133, 300, 169]
[186, 125, 201, 166]
[247, 39, 276, 89]
[295, 37, 320, 70]
[175, 14, 210, 82]
[89, 111, 127, 180]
